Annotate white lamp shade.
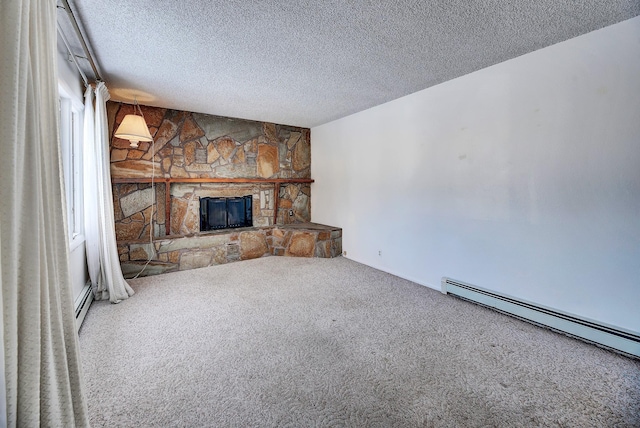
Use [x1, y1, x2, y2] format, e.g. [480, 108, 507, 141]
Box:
[114, 114, 153, 143]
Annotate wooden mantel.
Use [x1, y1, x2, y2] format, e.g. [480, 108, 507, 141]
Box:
[112, 177, 315, 236]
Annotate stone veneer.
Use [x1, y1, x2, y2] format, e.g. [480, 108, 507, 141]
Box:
[108, 102, 340, 277]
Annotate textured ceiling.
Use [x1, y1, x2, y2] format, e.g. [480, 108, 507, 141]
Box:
[65, 0, 639, 128]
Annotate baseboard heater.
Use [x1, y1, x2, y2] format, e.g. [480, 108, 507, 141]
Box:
[441, 277, 640, 358]
[74, 281, 94, 333]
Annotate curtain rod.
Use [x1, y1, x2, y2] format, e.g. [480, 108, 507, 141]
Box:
[57, 21, 89, 87]
[58, 0, 103, 82]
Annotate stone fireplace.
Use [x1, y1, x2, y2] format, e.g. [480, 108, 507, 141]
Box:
[108, 102, 341, 277]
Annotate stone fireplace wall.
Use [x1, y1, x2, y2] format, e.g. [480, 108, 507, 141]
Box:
[108, 104, 311, 181]
[107, 102, 320, 275]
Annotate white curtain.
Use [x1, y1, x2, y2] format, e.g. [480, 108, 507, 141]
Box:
[84, 82, 135, 302]
[83, 87, 100, 291]
[0, 0, 90, 426]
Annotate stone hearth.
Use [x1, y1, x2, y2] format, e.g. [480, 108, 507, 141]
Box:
[118, 223, 342, 278]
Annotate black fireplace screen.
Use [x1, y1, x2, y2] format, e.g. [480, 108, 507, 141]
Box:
[200, 196, 253, 231]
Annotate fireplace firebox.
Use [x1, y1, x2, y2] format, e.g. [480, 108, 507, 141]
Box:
[200, 196, 253, 231]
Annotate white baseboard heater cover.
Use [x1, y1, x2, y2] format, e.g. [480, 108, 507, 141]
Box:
[441, 277, 640, 358]
[74, 281, 93, 333]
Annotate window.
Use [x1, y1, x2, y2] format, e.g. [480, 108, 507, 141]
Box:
[58, 84, 84, 249]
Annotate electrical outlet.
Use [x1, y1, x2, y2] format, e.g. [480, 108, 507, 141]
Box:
[289, 210, 294, 216]
[378, 250, 382, 256]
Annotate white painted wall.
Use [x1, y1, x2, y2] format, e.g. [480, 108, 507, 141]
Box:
[311, 17, 640, 333]
[57, 35, 89, 302]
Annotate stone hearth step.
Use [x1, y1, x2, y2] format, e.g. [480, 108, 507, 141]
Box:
[118, 222, 342, 278]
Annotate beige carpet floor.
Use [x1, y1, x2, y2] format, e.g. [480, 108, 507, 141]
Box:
[79, 256, 640, 427]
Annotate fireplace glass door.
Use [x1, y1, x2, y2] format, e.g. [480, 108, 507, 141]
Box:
[200, 196, 252, 231]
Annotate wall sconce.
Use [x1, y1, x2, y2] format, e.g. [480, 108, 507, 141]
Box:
[114, 99, 152, 148]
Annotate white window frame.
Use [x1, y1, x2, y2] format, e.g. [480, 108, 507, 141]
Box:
[58, 82, 85, 251]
